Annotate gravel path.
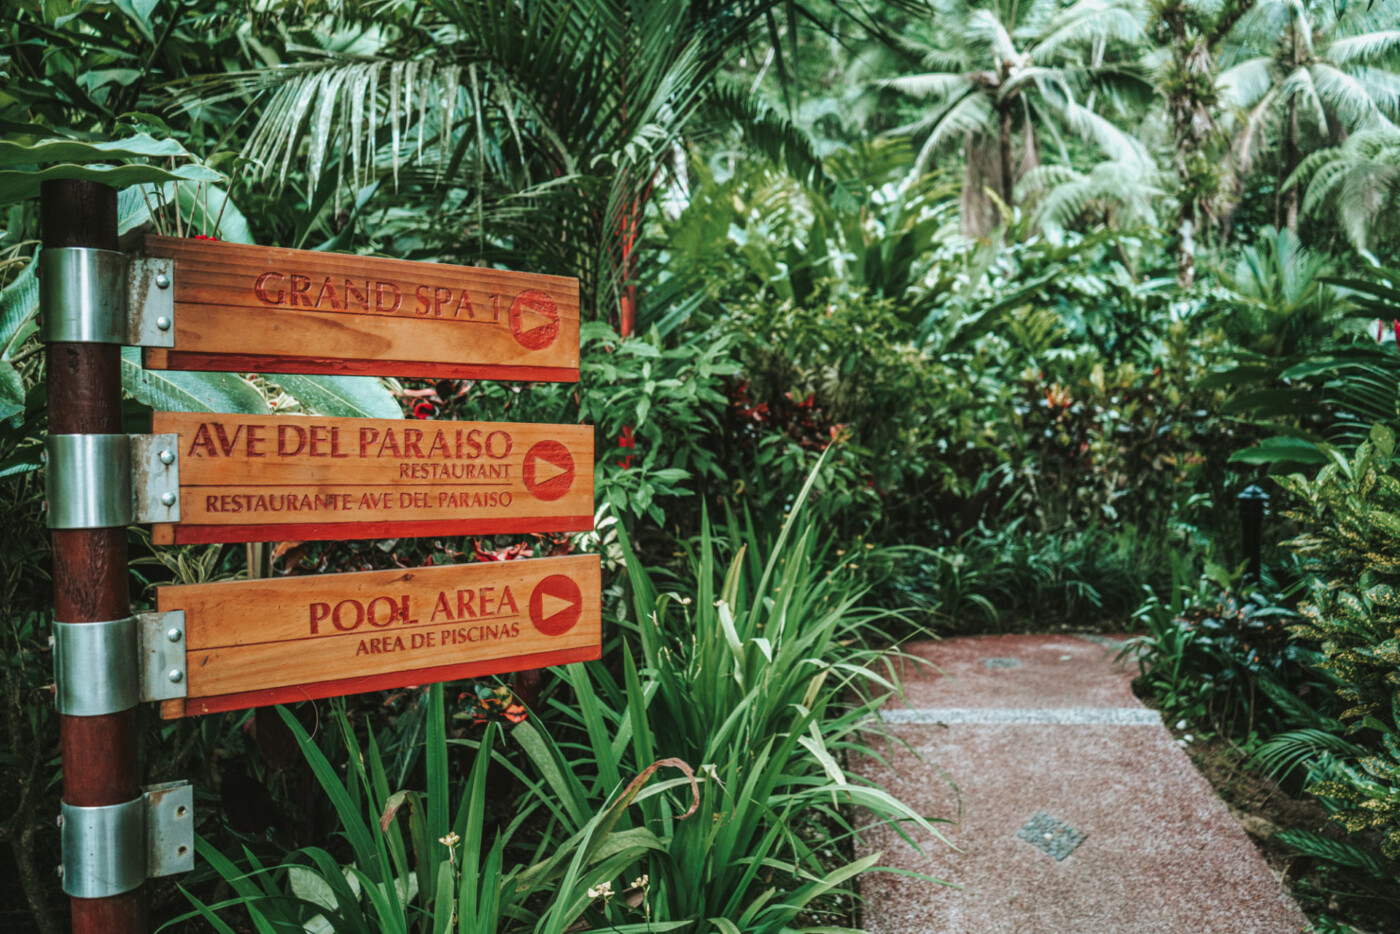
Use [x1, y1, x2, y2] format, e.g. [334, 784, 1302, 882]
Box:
[855, 633, 1310, 934]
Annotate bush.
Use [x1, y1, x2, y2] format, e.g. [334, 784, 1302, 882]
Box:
[174, 470, 949, 933]
[1280, 425, 1400, 861]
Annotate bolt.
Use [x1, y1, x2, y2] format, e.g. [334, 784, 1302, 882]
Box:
[39, 450, 47, 464]
[159, 449, 175, 465]
[155, 273, 171, 290]
[168, 669, 183, 683]
[166, 627, 182, 643]
[161, 491, 176, 507]
[156, 315, 172, 331]
[56, 865, 64, 880]
[56, 814, 63, 829]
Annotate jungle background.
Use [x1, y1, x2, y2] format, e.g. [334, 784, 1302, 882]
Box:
[3, 0, 1400, 931]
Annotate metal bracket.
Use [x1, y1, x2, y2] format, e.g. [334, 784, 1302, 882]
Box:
[39, 248, 174, 347]
[45, 433, 179, 528]
[131, 433, 180, 524]
[138, 610, 187, 702]
[52, 610, 188, 716]
[60, 781, 194, 898]
[53, 618, 139, 716]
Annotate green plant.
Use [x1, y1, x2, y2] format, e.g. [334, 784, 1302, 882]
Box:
[884, 0, 1150, 235]
[1278, 424, 1400, 861]
[177, 462, 947, 933]
[171, 689, 694, 934]
[1119, 549, 1314, 735]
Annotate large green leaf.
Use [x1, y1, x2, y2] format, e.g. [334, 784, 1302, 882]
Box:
[120, 347, 269, 414]
[0, 164, 222, 205]
[0, 361, 23, 422]
[118, 182, 255, 244]
[0, 134, 195, 168]
[272, 373, 401, 420]
[1229, 435, 1330, 467]
[0, 255, 39, 359]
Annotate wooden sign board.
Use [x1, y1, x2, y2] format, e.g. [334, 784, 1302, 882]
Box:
[157, 555, 601, 717]
[141, 236, 581, 381]
[151, 412, 594, 544]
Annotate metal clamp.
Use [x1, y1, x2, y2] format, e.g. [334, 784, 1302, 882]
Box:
[138, 610, 187, 702]
[53, 618, 139, 716]
[60, 781, 194, 898]
[45, 433, 179, 529]
[53, 611, 189, 715]
[39, 248, 174, 347]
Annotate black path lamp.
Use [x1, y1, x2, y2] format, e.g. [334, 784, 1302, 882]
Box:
[1238, 483, 1270, 586]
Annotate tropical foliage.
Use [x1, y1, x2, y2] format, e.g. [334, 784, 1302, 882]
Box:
[7, 0, 1400, 930]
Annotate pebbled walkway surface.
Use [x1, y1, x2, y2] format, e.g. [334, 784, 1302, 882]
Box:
[856, 634, 1310, 934]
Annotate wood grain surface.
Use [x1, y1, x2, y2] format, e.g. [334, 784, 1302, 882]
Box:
[150, 412, 594, 544]
[141, 236, 580, 380]
[157, 555, 601, 717]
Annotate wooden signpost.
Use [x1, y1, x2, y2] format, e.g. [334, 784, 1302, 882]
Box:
[151, 412, 594, 544]
[156, 556, 601, 718]
[141, 236, 581, 380]
[42, 180, 602, 934]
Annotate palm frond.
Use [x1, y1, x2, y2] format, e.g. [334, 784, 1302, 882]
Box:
[1293, 127, 1400, 251]
[710, 83, 825, 186]
[1327, 29, 1400, 65]
[1310, 62, 1397, 134]
[1031, 0, 1144, 61]
[883, 72, 972, 101]
[1250, 727, 1365, 779]
[1019, 159, 1161, 235]
[1217, 56, 1275, 108]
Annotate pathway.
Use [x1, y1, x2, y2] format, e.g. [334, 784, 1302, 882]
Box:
[856, 634, 1310, 934]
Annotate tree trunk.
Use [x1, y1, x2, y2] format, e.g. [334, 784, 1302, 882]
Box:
[998, 103, 1015, 207]
[960, 131, 1004, 237]
[1280, 95, 1299, 232]
[1177, 206, 1196, 289]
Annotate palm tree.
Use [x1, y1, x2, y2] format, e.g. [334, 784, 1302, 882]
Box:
[1151, 0, 1256, 289]
[175, 0, 852, 336]
[884, 0, 1151, 236]
[1217, 0, 1400, 232]
[1291, 125, 1400, 255]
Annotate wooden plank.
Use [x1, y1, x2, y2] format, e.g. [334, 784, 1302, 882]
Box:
[150, 412, 594, 544]
[157, 555, 601, 718]
[141, 236, 580, 381]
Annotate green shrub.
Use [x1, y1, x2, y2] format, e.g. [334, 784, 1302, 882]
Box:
[1280, 424, 1400, 860]
[173, 469, 948, 933]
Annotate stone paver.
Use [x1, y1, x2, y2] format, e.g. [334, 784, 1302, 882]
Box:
[857, 634, 1310, 934]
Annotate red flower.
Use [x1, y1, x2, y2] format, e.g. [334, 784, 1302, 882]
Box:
[471, 540, 532, 562]
[618, 424, 635, 469]
[412, 400, 436, 419]
[192, 235, 219, 241]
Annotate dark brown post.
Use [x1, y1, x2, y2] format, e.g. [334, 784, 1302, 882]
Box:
[43, 179, 146, 934]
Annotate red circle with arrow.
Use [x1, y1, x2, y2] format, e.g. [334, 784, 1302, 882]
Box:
[529, 574, 582, 636]
[522, 440, 575, 501]
[509, 290, 560, 350]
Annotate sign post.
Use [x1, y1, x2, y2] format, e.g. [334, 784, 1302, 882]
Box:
[152, 556, 601, 718]
[43, 179, 145, 934]
[149, 412, 594, 544]
[140, 236, 581, 380]
[40, 190, 596, 934]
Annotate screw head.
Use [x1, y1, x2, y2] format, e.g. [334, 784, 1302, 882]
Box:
[161, 491, 177, 507]
[168, 669, 183, 684]
[159, 449, 175, 465]
[166, 627, 182, 643]
[156, 315, 172, 331]
[155, 273, 171, 289]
